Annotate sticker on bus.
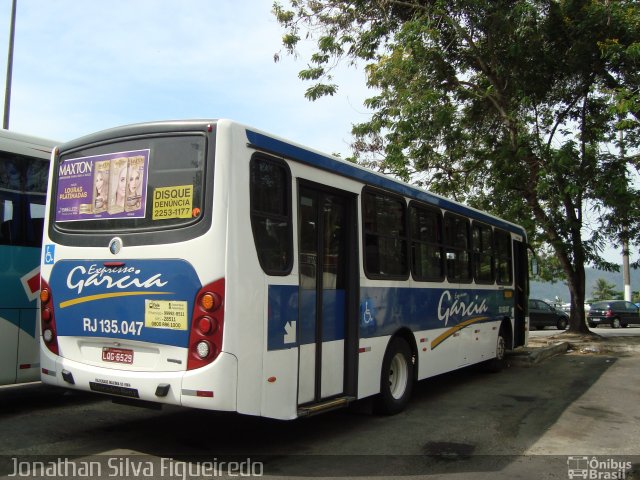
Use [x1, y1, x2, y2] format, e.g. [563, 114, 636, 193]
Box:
[145, 300, 188, 330]
[55, 149, 149, 222]
[44, 244, 55, 265]
[152, 185, 193, 220]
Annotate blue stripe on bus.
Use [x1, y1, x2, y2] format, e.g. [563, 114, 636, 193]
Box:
[245, 129, 526, 236]
[358, 286, 509, 343]
[267, 285, 346, 351]
[267, 284, 512, 351]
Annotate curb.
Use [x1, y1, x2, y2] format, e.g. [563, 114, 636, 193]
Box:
[509, 339, 640, 367]
[570, 342, 640, 354]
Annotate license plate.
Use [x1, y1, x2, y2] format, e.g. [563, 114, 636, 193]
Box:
[102, 347, 134, 364]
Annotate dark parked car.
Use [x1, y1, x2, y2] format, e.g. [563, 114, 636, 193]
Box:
[529, 299, 569, 330]
[587, 300, 640, 328]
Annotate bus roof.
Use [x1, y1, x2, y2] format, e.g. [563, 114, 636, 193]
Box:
[243, 125, 526, 238]
[0, 129, 58, 159]
[58, 118, 527, 238]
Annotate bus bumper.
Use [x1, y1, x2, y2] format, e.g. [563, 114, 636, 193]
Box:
[40, 347, 238, 411]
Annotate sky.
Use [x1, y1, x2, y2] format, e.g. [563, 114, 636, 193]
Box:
[0, 0, 629, 266]
[0, 0, 371, 157]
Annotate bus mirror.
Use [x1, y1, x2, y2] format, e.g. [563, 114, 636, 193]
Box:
[530, 256, 540, 277]
[527, 244, 540, 277]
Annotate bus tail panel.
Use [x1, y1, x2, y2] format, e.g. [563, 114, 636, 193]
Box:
[46, 259, 202, 370]
[41, 256, 237, 409]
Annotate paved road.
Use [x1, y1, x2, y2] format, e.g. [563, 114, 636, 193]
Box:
[1, 346, 639, 479]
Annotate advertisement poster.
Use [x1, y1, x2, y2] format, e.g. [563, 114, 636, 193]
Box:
[55, 150, 149, 222]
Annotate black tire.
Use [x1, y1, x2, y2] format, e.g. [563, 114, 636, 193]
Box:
[621, 323, 628, 328]
[375, 337, 414, 415]
[589, 323, 597, 328]
[556, 317, 568, 330]
[611, 317, 621, 329]
[485, 327, 507, 373]
[535, 325, 544, 330]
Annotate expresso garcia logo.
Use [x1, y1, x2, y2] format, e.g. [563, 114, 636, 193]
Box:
[66, 264, 168, 295]
[437, 290, 489, 326]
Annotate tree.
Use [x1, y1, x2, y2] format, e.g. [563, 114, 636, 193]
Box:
[591, 278, 617, 301]
[274, 0, 640, 333]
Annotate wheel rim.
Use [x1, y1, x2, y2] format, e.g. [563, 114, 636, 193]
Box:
[612, 318, 620, 328]
[388, 352, 408, 400]
[496, 335, 506, 360]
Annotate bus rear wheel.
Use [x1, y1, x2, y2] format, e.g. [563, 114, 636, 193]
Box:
[375, 337, 414, 415]
[485, 327, 507, 373]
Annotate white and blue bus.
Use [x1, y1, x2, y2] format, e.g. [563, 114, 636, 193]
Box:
[40, 119, 529, 419]
[0, 129, 57, 386]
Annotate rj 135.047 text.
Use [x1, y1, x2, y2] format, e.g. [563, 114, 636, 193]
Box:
[83, 318, 143, 336]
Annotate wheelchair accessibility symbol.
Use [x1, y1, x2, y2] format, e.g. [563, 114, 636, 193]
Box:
[44, 244, 55, 265]
[361, 298, 377, 326]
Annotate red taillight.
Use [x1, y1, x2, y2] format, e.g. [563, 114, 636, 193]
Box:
[187, 278, 224, 370]
[197, 316, 217, 335]
[605, 309, 614, 317]
[40, 278, 59, 355]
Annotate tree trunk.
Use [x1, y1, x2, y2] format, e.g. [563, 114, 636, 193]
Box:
[565, 266, 590, 334]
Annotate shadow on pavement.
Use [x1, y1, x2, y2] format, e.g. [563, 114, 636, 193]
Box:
[0, 354, 619, 477]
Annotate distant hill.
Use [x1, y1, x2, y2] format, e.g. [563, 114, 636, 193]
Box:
[530, 267, 640, 303]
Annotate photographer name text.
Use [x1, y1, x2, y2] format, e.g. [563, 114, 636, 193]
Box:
[9, 457, 263, 479]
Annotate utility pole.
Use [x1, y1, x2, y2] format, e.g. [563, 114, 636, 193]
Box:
[619, 128, 632, 302]
[623, 236, 631, 301]
[3, 0, 17, 130]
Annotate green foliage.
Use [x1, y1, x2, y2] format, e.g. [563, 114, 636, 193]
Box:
[591, 278, 619, 301]
[532, 244, 566, 283]
[274, 0, 640, 331]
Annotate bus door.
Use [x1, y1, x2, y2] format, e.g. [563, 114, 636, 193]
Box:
[297, 183, 358, 406]
[513, 239, 528, 348]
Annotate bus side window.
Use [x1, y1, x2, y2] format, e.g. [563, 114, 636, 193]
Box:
[495, 230, 513, 285]
[29, 218, 44, 247]
[444, 213, 472, 283]
[0, 219, 13, 245]
[472, 222, 495, 284]
[362, 189, 408, 279]
[409, 203, 444, 282]
[249, 156, 293, 276]
[1, 156, 48, 247]
[27, 198, 46, 247]
[0, 196, 15, 245]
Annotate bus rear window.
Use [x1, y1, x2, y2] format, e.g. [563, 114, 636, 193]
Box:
[53, 135, 206, 233]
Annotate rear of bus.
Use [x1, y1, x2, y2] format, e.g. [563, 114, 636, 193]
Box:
[40, 121, 237, 409]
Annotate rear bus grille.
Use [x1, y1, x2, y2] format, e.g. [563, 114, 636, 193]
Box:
[89, 382, 140, 398]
